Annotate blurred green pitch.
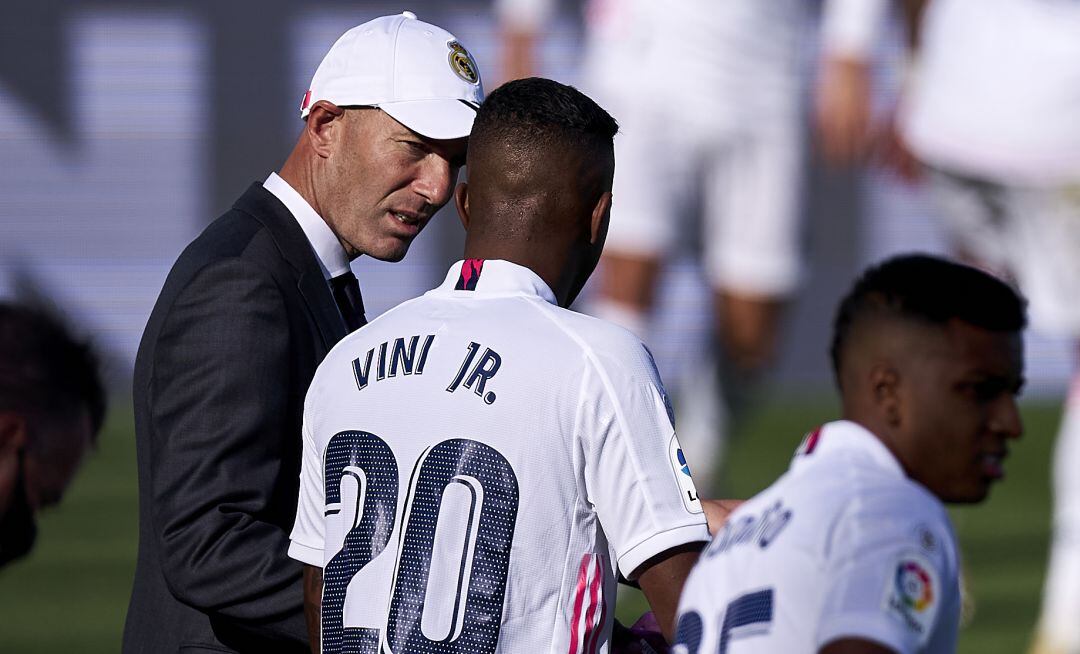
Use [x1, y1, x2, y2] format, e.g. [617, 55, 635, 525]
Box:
[0, 399, 1058, 653]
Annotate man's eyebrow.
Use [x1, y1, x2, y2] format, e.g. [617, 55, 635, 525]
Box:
[968, 370, 1027, 391]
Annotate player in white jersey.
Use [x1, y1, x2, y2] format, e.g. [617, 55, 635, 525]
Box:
[675, 254, 1027, 653]
[289, 78, 711, 654]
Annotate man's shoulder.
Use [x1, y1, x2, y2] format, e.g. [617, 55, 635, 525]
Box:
[829, 471, 953, 555]
[162, 191, 300, 296]
[853, 465, 948, 519]
[175, 182, 302, 268]
[543, 307, 650, 358]
[770, 449, 952, 544]
[180, 206, 276, 267]
[144, 201, 296, 338]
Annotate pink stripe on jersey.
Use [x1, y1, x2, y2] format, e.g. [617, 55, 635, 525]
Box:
[581, 557, 602, 654]
[593, 589, 609, 654]
[583, 555, 607, 654]
[568, 554, 592, 654]
[803, 426, 823, 455]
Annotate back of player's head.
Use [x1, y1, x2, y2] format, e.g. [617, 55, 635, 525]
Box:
[0, 302, 106, 444]
[465, 78, 617, 232]
[469, 76, 618, 171]
[458, 78, 617, 306]
[830, 254, 1027, 384]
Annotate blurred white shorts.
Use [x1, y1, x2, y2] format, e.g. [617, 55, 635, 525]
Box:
[928, 168, 1080, 336]
[603, 103, 804, 298]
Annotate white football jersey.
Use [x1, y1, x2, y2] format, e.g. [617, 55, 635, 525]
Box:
[290, 259, 709, 654]
[674, 421, 961, 654]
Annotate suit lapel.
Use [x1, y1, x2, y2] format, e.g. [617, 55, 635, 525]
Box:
[233, 183, 348, 349]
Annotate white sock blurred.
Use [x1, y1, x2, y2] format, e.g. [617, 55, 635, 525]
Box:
[1035, 374, 1080, 654]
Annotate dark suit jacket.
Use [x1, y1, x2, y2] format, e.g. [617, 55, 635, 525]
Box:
[123, 183, 348, 653]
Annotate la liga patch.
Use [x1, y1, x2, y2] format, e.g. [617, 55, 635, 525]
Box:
[882, 553, 940, 646]
[668, 434, 703, 514]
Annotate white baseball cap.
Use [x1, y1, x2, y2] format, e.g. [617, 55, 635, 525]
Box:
[300, 11, 484, 140]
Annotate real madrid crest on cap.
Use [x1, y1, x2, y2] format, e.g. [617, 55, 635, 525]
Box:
[447, 40, 480, 85]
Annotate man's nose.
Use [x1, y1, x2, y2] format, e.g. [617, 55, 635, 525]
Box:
[413, 156, 456, 209]
[992, 395, 1023, 440]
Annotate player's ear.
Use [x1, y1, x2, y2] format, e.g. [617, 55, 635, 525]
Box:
[455, 182, 470, 230]
[590, 191, 612, 246]
[870, 364, 902, 427]
[0, 412, 27, 454]
[0, 412, 28, 495]
[305, 101, 345, 159]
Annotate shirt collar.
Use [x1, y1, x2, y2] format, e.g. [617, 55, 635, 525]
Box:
[794, 420, 907, 479]
[430, 259, 558, 306]
[263, 172, 351, 280]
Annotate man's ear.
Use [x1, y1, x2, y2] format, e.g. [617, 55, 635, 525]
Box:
[455, 182, 470, 230]
[304, 101, 345, 159]
[590, 191, 612, 246]
[0, 412, 26, 511]
[0, 412, 26, 455]
[869, 364, 902, 427]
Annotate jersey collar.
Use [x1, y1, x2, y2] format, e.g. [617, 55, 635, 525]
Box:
[431, 259, 558, 306]
[796, 420, 907, 479]
[263, 172, 351, 280]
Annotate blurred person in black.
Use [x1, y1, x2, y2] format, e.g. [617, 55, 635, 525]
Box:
[0, 301, 105, 568]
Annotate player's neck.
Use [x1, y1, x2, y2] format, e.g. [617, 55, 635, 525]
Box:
[461, 240, 572, 306]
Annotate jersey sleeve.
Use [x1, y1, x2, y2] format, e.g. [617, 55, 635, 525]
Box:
[577, 339, 710, 578]
[288, 413, 325, 567]
[815, 493, 960, 653]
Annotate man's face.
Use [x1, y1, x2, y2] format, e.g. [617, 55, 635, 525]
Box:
[318, 108, 467, 262]
[0, 409, 92, 566]
[898, 320, 1025, 503]
[23, 409, 94, 511]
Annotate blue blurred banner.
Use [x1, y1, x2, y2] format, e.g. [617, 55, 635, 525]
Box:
[0, 1, 1071, 395]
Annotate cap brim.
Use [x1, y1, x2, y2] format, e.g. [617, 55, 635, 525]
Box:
[380, 99, 478, 140]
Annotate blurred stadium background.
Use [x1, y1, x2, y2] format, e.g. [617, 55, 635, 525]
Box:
[0, 1, 1067, 651]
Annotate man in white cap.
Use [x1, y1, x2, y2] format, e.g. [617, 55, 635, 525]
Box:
[123, 12, 481, 653]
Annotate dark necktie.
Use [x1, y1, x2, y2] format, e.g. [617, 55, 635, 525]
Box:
[330, 271, 367, 333]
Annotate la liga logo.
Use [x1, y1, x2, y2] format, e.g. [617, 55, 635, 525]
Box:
[895, 560, 934, 612]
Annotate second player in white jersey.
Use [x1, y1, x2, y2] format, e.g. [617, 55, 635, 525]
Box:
[673, 254, 1026, 654]
[675, 421, 961, 654]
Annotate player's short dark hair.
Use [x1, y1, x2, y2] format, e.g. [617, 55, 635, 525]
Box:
[470, 77, 618, 163]
[830, 254, 1027, 380]
[0, 302, 106, 441]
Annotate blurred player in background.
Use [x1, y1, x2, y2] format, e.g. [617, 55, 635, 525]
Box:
[674, 254, 1026, 653]
[817, 1, 1080, 650]
[290, 78, 710, 654]
[497, 0, 888, 493]
[0, 302, 105, 568]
